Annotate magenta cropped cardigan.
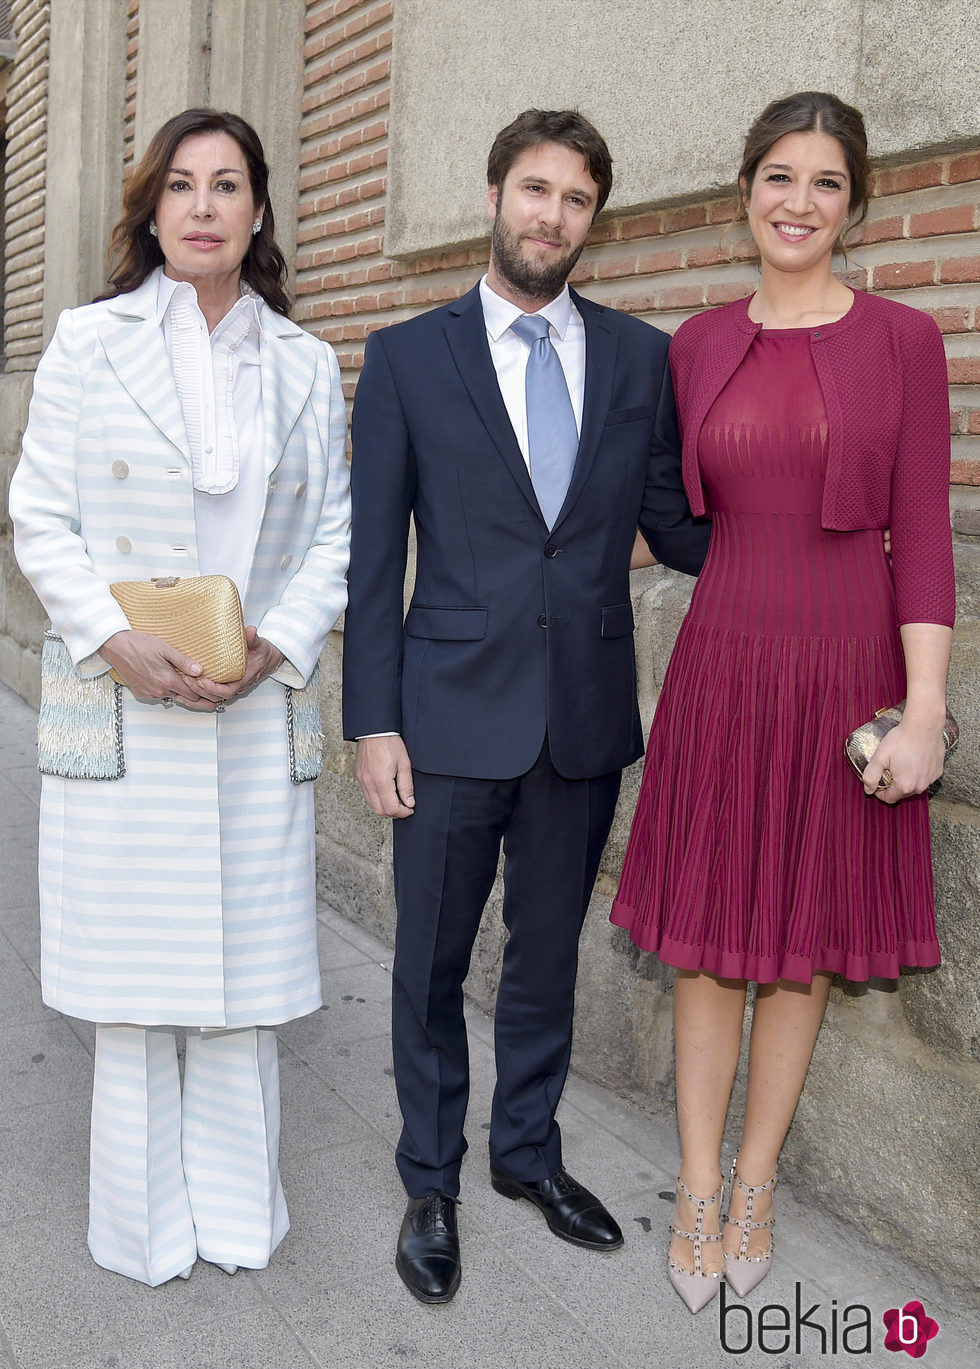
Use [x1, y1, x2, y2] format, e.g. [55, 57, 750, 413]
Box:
[669, 289, 956, 627]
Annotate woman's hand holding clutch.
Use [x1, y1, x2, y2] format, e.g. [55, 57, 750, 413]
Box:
[100, 629, 217, 709]
[862, 712, 948, 804]
[195, 626, 285, 706]
[104, 625, 285, 711]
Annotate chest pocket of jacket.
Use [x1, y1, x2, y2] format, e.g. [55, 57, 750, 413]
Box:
[406, 606, 489, 640]
[604, 405, 655, 426]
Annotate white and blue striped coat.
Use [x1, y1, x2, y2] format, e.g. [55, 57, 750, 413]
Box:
[9, 272, 350, 1026]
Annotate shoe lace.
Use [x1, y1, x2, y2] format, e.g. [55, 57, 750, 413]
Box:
[418, 1195, 459, 1235]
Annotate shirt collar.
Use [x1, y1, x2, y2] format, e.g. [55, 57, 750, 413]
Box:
[155, 267, 184, 321]
[479, 274, 573, 342]
[155, 267, 263, 342]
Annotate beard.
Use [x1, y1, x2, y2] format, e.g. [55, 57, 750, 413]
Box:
[490, 211, 587, 302]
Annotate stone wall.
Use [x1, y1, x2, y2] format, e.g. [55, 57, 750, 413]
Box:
[383, 0, 980, 258]
[0, 0, 977, 1289]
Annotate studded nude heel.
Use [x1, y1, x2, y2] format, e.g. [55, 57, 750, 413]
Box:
[724, 1163, 777, 1298]
[667, 1176, 725, 1314]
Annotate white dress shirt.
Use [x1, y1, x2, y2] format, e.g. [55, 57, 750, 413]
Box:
[157, 270, 265, 598]
[479, 275, 586, 467]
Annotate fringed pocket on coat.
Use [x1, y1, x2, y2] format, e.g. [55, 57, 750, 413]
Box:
[38, 632, 125, 780]
[286, 663, 323, 783]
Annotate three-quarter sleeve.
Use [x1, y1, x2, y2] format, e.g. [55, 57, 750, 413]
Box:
[888, 318, 956, 627]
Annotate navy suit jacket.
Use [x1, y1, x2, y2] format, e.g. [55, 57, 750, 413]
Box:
[342, 282, 710, 781]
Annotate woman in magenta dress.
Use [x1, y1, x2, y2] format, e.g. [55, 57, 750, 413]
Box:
[612, 91, 954, 1314]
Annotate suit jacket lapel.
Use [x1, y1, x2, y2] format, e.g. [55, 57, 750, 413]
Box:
[444, 285, 542, 516]
[99, 276, 190, 459]
[259, 307, 317, 476]
[552, 290, 616, 530]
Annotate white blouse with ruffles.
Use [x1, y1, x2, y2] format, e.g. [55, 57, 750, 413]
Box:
[157, 268, 265, 597]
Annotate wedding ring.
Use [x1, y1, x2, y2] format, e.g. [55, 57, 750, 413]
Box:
[161, 696, 174, 709]
[878, 768, 894, 790]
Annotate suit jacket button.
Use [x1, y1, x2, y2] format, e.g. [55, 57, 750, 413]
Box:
[111, 460, 129, 479]
[544, 543, 558, 558]
[116, 536, 132, 554]
[537, 614, 548, 628]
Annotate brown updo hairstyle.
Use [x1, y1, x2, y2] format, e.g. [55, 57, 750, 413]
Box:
[104, 108, 291, 316]
[738, 91, 871, 249]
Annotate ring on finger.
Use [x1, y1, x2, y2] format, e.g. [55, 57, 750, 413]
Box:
[161, 696, 175, 709]
[878, 767, 894, 790]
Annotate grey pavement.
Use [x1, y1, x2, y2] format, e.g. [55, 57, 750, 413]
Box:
[0, 679, 976, 1369]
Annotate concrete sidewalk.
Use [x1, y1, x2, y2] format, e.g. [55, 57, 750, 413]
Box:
[0, 680, 975, 1369]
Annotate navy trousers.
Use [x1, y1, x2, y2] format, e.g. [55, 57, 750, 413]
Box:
[391, 742, 621, 1198]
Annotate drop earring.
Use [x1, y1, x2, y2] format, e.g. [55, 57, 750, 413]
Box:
[251, 221, 261, 235]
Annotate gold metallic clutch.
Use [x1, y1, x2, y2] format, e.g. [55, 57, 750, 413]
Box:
[844, 701, 959, 792]
[108, 575, 247, 684]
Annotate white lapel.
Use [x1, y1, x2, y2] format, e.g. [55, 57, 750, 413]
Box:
[97, 273, 190, 459]
[97, 278, 319, 477]
[258, 302, 318, 478]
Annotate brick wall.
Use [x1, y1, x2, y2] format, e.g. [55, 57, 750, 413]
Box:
[122, 0, 138, 176]
[853, 157, 980, 524]
[291, 0, 980, 528]
[3, 0, 47, 372]
[295, 0, 395, 387]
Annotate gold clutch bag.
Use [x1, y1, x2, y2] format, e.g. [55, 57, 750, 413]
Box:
[108, 575, 247, 684]
[844, 701, 959, 793]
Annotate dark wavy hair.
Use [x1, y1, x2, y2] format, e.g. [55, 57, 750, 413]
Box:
[487, 109, 614, 217]
[738, 91, 871, 245]
[103, 108, 291, 315]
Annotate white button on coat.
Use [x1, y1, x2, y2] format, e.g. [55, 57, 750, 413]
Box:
[280, 554, 293, 571]
[116, 536, 132, 554]
[112, 461, 129, 479]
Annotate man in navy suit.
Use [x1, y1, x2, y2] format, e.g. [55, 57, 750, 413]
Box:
[342, 109, 709, 1303]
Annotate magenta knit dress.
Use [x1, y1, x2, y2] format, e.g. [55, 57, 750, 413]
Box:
[610, 329, 941, 984]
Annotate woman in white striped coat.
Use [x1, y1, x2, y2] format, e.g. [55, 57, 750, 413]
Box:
[9, 109, 350, 1286]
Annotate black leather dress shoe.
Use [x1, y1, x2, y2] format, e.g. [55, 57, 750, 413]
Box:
[395, 1193, 461, 1303]
[490, 1165, 624, 1250]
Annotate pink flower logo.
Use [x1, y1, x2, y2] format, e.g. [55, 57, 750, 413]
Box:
[883, 1301, 939, 1357]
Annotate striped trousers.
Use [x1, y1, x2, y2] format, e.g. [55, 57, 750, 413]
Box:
[88, 1024, 289, 1286]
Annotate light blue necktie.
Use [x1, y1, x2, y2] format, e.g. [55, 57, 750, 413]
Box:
[511, 313, 579, 528]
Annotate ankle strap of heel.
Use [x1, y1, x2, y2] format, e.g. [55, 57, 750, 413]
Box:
[731, 1169, 778, 1198]
[676, 1176, 724, 1207]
